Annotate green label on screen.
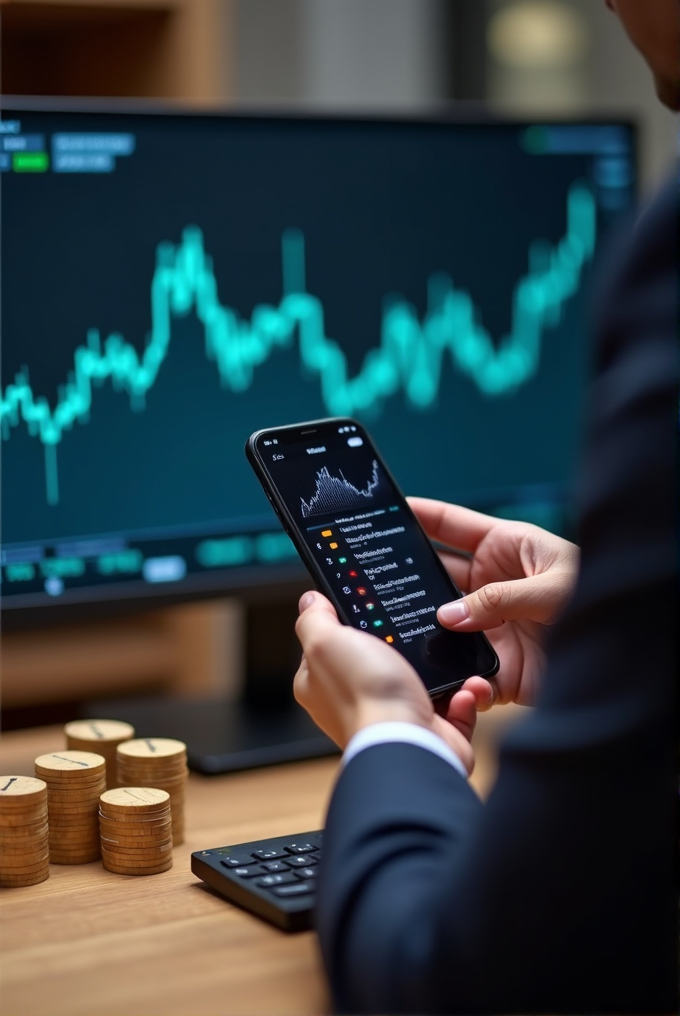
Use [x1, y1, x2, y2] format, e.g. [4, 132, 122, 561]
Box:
[13, 152, 49, 172]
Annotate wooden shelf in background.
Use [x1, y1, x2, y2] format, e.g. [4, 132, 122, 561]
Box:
[1, 0, 233, 102]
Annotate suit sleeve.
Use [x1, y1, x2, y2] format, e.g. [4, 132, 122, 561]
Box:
[315, 181, 678, 1015]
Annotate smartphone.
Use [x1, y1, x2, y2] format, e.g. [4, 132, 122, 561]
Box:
[246, 418, 499, 703]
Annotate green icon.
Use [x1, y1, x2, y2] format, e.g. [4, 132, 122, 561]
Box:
[372, 619, 384, 628]
[13, 152, 49, 172]
[338, 557, 347, 564]
[366, 603, 375, 610]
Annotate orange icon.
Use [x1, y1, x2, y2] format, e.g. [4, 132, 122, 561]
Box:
[321, 530, 332, 537]
[385, 636, 394, 644]
[329, 542, 338, 549]
[357, 587, 367, 596]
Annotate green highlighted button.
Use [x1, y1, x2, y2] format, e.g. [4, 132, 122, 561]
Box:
[13, 152, 49, 172]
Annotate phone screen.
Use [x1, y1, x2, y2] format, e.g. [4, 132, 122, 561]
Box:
[249, 419, 498, 696]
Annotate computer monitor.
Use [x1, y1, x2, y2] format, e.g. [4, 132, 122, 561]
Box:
[0, 102, 636, 766]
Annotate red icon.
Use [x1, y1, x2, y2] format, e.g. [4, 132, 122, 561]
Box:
[357, 587, 367, 596]
[349, 570, 358, 578]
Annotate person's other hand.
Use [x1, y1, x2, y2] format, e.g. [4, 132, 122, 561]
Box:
[294, 591, 477, 774]
[408, 498, 579, 708]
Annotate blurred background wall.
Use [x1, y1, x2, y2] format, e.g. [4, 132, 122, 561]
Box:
[232, 0, 676, 189]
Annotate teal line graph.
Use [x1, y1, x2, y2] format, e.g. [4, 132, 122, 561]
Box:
[1, 182, 596, 506]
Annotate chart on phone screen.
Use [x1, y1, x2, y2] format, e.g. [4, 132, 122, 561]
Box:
[300, 461, 380, 518]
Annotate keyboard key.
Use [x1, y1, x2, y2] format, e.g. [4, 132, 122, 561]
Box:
[294, 867, 318, 879]
[272, 881, 315, 897]
[216, 854, 254, 867]
[284, 842, 317, 854]
[262, 860, 288, 872]
[257, 873, 298, 887]
[252, 848, 288, 861]
[229, 864, 265, 878]
[286, 854, 317, 867]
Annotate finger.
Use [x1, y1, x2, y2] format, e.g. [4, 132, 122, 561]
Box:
[297, 589, 338, 617]
[458, 676, 498, 712]
[292, 654, 309, 704]
[295, 590, 343, 650]
[437, 572, 563, 631]
[443, 688, 478, 741]
[407, 497, 498, 554]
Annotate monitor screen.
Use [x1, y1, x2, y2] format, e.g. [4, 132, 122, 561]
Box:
[0, 104, 636, 623]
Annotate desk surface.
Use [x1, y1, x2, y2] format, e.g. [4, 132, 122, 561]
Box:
[0, 724, 338, 1016]
[0, 715, 511, 1016]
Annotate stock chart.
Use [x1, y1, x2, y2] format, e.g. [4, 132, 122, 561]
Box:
[1, 110, 634, 605]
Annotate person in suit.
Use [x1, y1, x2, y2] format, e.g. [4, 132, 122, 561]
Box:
[292, 1, 678, 1012]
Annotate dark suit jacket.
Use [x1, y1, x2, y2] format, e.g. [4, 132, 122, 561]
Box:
[315, 179, 678, 1015]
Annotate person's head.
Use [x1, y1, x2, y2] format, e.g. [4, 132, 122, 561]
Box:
[605, 0, 680, 110]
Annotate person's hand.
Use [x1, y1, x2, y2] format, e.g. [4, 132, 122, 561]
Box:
[294, 591, 478, 774]
[408, 498, 579, 708]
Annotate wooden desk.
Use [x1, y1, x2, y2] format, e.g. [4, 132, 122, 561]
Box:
[0, 713, 515, 1015]
[0, 725, 337, 1016]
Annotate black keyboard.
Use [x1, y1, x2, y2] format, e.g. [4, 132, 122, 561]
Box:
[191, 830, 323, 932]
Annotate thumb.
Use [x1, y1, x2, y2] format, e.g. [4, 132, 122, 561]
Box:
[438, 573, 563, 631]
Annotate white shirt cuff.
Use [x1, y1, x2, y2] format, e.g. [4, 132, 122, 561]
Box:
[342, 721, 468, 780]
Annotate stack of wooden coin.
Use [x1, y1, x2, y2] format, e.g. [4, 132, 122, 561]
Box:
[35, 751, 106, 864]
[99, 787, 173, 875]
[64, 719, 135, 789]
[0, 776, 50, 888]
[116, 739, 188, 845]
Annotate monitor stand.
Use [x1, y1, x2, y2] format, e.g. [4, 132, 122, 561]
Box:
[81, 592, 338, 775]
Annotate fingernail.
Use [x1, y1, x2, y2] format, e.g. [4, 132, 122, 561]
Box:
[438, 600, 470, 626]
[299, 592, 315, 613]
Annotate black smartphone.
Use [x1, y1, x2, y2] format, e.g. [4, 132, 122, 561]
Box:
[246, 418, 499, 703]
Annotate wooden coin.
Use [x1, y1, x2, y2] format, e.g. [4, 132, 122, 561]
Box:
[0, 811, 47, 828]
[0, 860, 50, 874]
[43, 775, 105, 784]
[0, 776, 47, 802]
[44, 784, 106, 798]
[0, 858, 51, 875]
[0, 839, 49, 853]
[40, 766, 106, 779]
[99, 788, 170, 813]
[117, 739, 186, 759]
[64, 719, 135, 743]
[46, 787, 103, 800]
[0, 840, 49, 855]
[102, 841, 173, 857]
[36, 752, 106, 775]
[100, 828, 171, 842]
[118, 774, 186, 787]
[102, 857, 173, 875]
[98, 815, 171, 832]
[0, 822, 49, 837]
[0, 869, 50, 887]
